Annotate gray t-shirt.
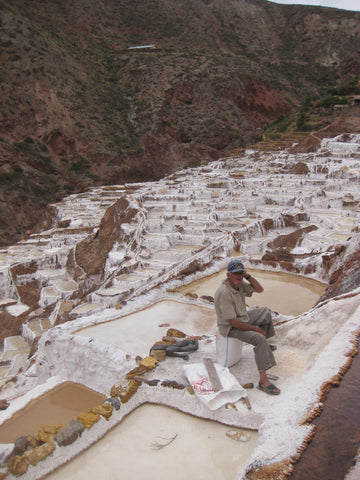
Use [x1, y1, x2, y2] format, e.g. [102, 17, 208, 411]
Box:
[214, 279, 253, 336]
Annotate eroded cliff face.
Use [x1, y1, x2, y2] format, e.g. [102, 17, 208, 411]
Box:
[66, 197, 140, 297]
[317, 234, 360, 304]
[1, 0, 360, 245]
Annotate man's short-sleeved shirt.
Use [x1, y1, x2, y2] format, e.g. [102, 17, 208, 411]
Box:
[214, 279, 253, 336]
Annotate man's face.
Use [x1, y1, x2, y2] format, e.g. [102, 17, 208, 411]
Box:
[227, 271, 244, 288]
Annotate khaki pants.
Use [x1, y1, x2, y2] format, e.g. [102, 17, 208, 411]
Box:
[228, 307, 276, 372]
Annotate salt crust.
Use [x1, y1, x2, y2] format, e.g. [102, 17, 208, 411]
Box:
[236, 293, 360, 479]
[1, 133, 360, 478]
[1, 287, 359, 480]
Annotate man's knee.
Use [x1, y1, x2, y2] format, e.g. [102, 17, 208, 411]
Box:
[249, 331, 268, 347]
[248, 306, 272, 324]
[259, 306, 272, 319]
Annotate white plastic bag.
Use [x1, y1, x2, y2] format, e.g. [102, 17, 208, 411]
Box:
[183, 362, 247, 410]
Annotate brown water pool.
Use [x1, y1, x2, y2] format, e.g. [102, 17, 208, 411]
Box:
[0, 381, 106, 443]
[178, 269, 326, 316]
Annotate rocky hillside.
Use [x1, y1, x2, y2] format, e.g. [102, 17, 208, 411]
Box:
[1, 0, 360, 245]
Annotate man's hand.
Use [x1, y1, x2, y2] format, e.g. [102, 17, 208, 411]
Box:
[229, 318, 265, 335]
[252, 325, 265, 336]
[245, 274, 264, 293]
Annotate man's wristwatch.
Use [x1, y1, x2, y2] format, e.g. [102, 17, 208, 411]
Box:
[245, 274, 251, 280]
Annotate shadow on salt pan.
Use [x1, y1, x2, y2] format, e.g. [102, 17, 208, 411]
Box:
[75, 300, 216, 357]
[44, 404, 258, 480]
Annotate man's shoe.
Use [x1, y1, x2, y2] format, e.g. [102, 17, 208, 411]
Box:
[257, 382, 280, 395]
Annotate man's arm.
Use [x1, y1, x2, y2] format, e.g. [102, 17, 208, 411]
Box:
[229, 317, 265, 336]
[244, 272, 263, 293]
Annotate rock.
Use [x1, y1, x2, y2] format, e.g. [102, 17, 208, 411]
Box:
[0, 400, 9, 411]
[103, 397, 121, 411]
[140, 356, 158, 370]
[177, 260, 207, 276]
[54, 420, 85, 447]
[12, 437, 29, 457]
[76, 412, 100, 429]
[200, 295, 214, 303]
[187, 386, 195, 395]
[110, 379, 138, 403]
[184, 292, 198, 299]
[150, 349, 167, 362]
[289, 161, 309, 174]
[166, 328, 186, 338]
[160, 337, 176, 344]
[161, 380, 186, 390]
[265, 225, 318, 252]
[57, 219, 71, 228]
[23, 442, 55, 466]
[317, 234, 360, 303]
[26, 433, 42, 449]
[69, 198, 139, 282]
[90, 403, 113, 420]
[6, 455, 28, 476]
[125, 365, 147, 378]
[147, 379, 160, 386]
[36, 424, 65, 443]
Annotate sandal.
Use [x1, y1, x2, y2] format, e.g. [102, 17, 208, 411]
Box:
[257, 382, 280, 395]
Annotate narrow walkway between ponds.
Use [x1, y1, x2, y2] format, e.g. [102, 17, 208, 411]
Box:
[289, 338, 360, 480]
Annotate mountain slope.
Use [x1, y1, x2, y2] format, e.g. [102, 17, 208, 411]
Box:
[0, 0, 360, 245]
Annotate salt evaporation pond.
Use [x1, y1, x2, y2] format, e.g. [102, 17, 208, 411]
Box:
[48, 270, 327, 480]
[75, 270, 326, 358]
[44, 404, 258, 480]
[0, 382, 106, 444]
[178, 269, 326, 316]
[75, 300, 217, 357]
[3, 270, 326, 480]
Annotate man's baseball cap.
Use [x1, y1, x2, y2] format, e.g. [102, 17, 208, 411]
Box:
[227, 260, 245, 273]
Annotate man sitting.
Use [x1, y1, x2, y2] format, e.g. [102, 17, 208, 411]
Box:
[214, 259, 280, 395]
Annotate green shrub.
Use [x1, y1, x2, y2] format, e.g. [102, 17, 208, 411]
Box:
[316, 94, 347, 108]
[296, 112, 307, 131]
[63, 184, 75, 193]
[32, 183, 60, 202]
[70, 157, 90, 173]
[187, 160, 201, 168]
[0, 165, 24, 183]
[327, 76, 360, 96]
[12, 165, 23, 174]
[14, 137, 50, 159]
[265, 113, 292, 134]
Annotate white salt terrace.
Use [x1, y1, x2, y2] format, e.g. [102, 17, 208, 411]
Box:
[0, 132, 359, 348]
[0, 134, 359, 479]
[75, 271, 325, 357]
